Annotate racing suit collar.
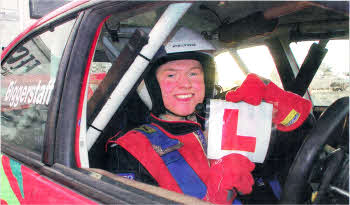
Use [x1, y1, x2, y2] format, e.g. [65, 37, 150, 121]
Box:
[150, 113, 203, 136]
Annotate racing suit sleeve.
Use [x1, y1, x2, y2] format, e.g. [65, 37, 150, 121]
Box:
[106, 144, 159, 186]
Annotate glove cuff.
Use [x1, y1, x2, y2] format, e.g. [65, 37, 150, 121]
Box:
[265, 82, 312, 132]
[276, 101, 312, 131]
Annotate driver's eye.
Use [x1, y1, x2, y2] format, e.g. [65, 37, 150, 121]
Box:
[165, 71, 177, 78]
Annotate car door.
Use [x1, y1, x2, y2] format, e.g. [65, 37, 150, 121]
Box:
[0, 9, 99, 204]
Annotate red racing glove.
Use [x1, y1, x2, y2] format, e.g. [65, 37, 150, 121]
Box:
[264, 81, 312, 132]
[226, 73, 312, 132]
[204, 154, 255, 204]
[225, 73, 266, 106]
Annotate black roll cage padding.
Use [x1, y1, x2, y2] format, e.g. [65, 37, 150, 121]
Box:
[280, 97, 349, 204]
[265, 38, 296, 91]
[291, 40, 328, 96]
[87, 29, 148, 126]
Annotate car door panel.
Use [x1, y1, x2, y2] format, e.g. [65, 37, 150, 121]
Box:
[1, 154, 98, 204]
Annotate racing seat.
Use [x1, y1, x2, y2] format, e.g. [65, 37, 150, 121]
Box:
[88, 90, 150, 170]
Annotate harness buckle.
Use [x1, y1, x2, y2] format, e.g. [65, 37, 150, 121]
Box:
[152, 141, 184, 156]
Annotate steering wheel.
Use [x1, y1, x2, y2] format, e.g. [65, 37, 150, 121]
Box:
[280, 97, 349, 204]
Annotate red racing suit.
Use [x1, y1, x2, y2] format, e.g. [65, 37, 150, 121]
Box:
[107, 113, 255, 204]
[115, 114, 210, 198]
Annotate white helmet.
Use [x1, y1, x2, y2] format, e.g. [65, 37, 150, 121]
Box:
[137, 27, 216, 116]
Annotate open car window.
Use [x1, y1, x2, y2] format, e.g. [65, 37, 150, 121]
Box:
[290, 40, 350, 106]
[87, 9, 160, 99]
[77, 3, 349, 204]
[85, 6, 167, 169]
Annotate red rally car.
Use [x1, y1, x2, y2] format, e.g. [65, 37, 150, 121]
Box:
[1, 1, 349, 204]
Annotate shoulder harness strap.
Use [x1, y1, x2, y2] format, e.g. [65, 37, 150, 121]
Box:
[135, 124, 207, 199]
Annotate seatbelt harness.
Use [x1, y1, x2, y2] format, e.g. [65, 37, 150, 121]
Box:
[136, 124, 207, 199]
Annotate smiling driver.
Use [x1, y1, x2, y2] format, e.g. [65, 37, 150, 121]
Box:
[106, 27, 255, 204]
[156, 59, 205, 120]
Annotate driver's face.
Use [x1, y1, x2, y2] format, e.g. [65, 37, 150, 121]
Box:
[156, 59, 205, 117]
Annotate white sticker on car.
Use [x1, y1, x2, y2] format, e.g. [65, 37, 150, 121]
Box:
[4, 80, 55, 107]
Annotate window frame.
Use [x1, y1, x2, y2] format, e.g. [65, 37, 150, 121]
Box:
[1, 14, 79, 160]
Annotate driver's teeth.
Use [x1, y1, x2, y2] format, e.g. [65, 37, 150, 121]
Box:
[177, 94, 192, 99]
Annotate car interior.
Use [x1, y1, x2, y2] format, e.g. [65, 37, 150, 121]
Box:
[80, 1, 349, 204]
